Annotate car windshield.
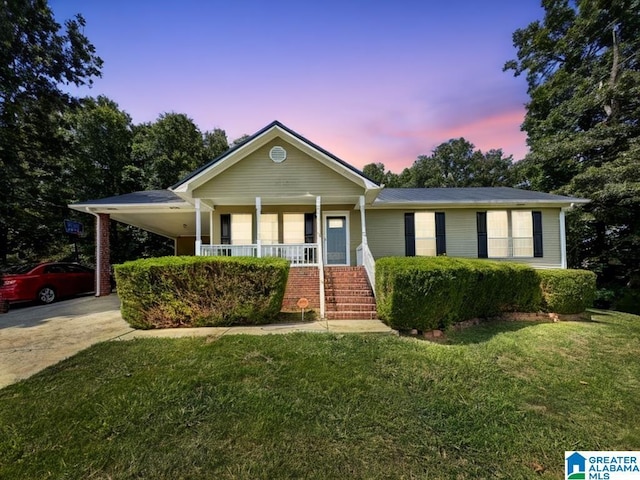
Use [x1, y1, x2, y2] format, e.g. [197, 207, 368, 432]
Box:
[3, 264, 38, 274]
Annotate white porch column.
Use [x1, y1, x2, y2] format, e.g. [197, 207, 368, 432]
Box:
[560, 207, 567, 269]
[359, 195, 368, 247]
[255, 197, 262, 257]
[316, 196, 325, 319]
[209, 210, 214, 246]
[195, 198, 202, 256]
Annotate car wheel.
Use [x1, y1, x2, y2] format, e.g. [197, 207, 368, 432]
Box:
[37, 286, 56, 304]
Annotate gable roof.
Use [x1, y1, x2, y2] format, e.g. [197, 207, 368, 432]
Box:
[373, 187, 588, 208]
[170, 120, 380, 195]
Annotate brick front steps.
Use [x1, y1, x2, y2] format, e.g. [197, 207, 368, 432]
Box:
[282, 267, 320, 312]
[282, 266, 377, 320]
[324, 266, 377, 320]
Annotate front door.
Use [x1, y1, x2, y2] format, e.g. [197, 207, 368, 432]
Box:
[325, 215, 348, 265]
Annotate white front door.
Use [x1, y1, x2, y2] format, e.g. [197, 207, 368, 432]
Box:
[323, 212, 349, 265]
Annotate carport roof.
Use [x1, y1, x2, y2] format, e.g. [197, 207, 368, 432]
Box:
[71, 190, 184, 206]
[68, 190, 195, 239]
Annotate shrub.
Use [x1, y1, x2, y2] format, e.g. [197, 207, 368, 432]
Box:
[613, 286, 640, 315]
[375, 257, 540, 331]
[537, 269, 596, 314]
[115, 256, 289, 329]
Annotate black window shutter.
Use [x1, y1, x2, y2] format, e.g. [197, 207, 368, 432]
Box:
[220, 214, 231, 245]
[477, 212, 488, 258]
[435, 212, 446, 255]
[404, 213, 415, 256]
[532, 211, 543, 257]
[304, 213, 315, 243]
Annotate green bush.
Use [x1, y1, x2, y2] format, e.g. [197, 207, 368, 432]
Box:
[537, 269, 596, 314]
[613, 286, 640, 315]
[115, 256, 289, 329]
[375, 257, 540, 331]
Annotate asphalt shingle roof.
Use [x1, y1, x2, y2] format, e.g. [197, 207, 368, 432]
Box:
[71, 190, 184, 206]
[374, 187, 586, 205]
[71, 187, 587, 208]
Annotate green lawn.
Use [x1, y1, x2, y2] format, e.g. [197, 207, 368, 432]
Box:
[1, 310, 639, 479]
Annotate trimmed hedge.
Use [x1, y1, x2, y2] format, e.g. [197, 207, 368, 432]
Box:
[115, 256, 289, 329]
[375, 257, 595, 331]
[538, 268, 597, 314]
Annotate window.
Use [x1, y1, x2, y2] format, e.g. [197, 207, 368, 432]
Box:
[477, 210, 542, 258]
[260, 213, 279, 244]
[404, 212, 446, 256]
[415, 212, 437, 256]
[220, 213, 253, 245]
[231, 214, 252, 245]
[487, 210, 509, 257]
[283, 213, 305, 244]
[511, 211, 533, 257]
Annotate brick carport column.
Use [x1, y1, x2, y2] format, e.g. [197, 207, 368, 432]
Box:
[96, 213, 111, 296]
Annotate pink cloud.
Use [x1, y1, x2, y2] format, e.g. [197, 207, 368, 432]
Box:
[329, 108, 529, 173]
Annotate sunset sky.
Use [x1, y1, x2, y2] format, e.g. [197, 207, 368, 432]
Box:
[51, 0, 542, 172]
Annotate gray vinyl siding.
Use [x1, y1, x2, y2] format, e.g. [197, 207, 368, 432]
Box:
[193, 138, 364, 200]
[366, 207, 563, 268]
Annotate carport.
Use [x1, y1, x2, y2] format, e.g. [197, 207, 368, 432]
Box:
[68, 190, 197, 297]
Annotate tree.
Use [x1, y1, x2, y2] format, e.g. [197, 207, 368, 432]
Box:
[66, 96, 135, 200]
[411, 138, 513, 187]
[361, 163, 414, 187]
[64, 96, 158, 264]
[132, 113, 207, 190]
[231, 134, 250, 147]
[362, 162, 387, 184]
[505, 0, 640, 190]
[505, 0, 640, 311]
[0, 0, 102, 263]
[203, 128, 229, 160]
[562, 147, 640, 312]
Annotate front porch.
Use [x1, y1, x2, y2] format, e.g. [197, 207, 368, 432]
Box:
[186, 194, 376, 318]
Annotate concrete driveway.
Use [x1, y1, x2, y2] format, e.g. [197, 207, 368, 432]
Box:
[0, 295, 132, 389]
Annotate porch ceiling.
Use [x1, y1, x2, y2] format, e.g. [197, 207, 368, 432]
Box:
[107, 210, 208, 238]
[69, 205, 208, 239]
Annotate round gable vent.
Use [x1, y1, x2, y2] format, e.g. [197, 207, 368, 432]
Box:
[269, 146, 287, 163]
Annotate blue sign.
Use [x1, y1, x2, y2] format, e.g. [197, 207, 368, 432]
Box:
[64, 219, 84, 235]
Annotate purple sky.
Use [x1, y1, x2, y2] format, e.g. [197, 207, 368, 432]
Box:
[51, 0, 542, 172]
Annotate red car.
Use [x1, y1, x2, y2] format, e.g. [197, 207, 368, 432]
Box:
[0, 262, 95, 304]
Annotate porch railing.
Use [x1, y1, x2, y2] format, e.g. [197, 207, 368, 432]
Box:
[261, 243, 319, 266]
[201, 244, 258, 257]
[200, 243, 319, 266]
[356, 242, 376, 295]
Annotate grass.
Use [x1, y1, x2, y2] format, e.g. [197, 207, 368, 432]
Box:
[0, 310, 639, 479]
